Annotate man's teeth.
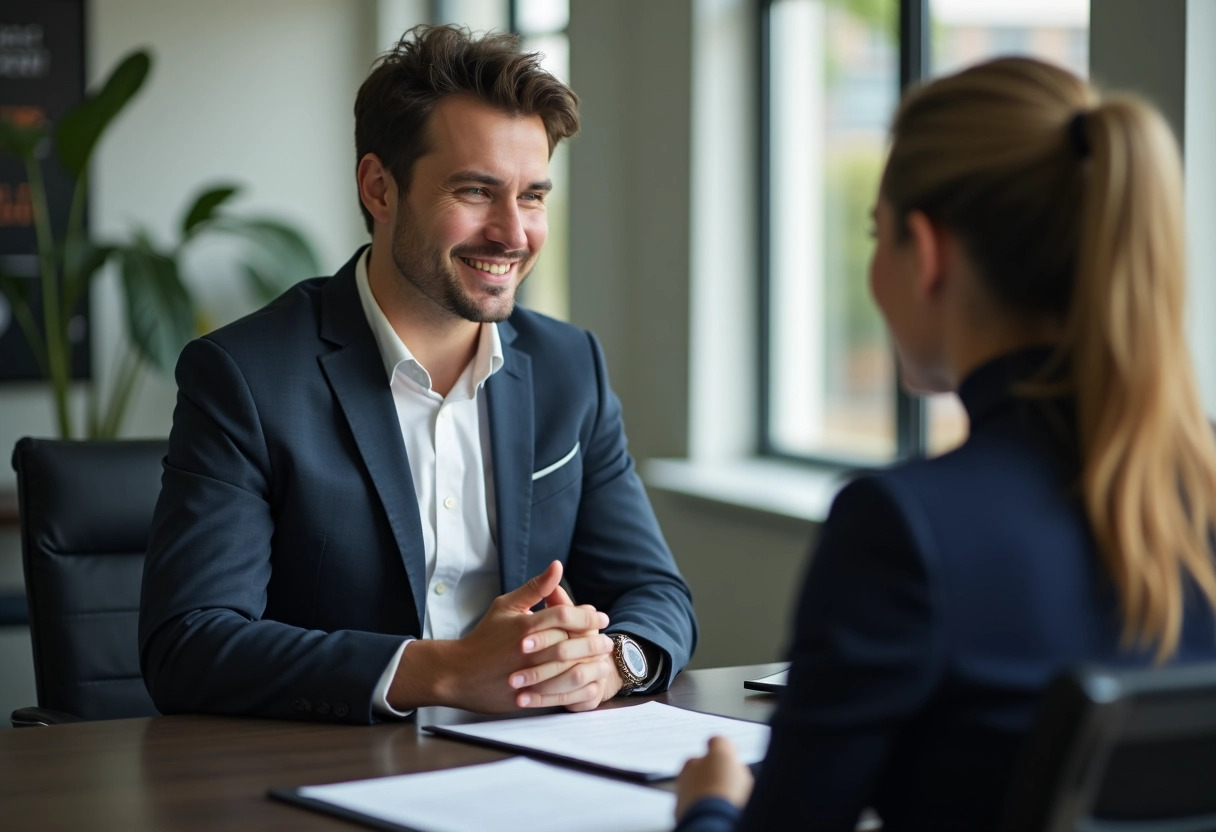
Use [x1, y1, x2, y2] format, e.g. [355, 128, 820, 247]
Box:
[463, 258, 511, 276]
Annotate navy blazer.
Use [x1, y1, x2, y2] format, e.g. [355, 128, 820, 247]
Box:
[139, 249, 697, 723]
[678, 349, 1216, 832]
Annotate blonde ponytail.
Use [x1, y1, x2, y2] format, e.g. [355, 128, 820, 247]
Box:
[883, 58, 1216, 660]
[1072, 100, 1216, 659]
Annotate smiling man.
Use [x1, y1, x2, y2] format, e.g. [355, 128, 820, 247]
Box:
[138, 25, 696, 723]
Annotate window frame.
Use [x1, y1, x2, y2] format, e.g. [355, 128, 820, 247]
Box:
[757, 0, 929, 468]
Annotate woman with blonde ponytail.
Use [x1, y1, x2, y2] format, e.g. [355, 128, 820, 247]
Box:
[674, 57, 1216, 832]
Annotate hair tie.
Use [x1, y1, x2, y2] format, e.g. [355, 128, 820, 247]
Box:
[1068, 111, 1091, 159]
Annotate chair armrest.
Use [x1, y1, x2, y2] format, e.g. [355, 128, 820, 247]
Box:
[10, 706, 84, 727]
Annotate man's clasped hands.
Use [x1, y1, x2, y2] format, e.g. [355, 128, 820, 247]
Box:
[388, 560, 624, 713]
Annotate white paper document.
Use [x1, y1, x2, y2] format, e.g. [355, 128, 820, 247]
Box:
[292, 757, 675, 832]
[425, 701, 770, 780]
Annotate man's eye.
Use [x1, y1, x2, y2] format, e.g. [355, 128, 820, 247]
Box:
[462, 187, 489, 198]
[520, 192, 545, 203]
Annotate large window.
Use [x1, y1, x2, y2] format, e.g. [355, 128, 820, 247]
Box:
[761, 0, 1089, 465]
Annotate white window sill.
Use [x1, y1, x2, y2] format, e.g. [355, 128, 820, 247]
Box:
[641, 457, 854, 525]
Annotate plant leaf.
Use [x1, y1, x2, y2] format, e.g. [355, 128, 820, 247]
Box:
[208, 217, 321, 302]
[239, 263, 281, 305]
[181, 184, 241, 237]
[62, 239, 116, 318]
[0, 117, 45, 160]
[119, 242, 194, 375]
[56, 50, 152, 177]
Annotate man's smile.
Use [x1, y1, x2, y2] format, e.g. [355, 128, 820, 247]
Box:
[460, 257, 514, 276]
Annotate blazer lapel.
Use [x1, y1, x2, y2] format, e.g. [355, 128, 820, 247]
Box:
[487, 319, 534, 594]
[317, 255, 428, 626]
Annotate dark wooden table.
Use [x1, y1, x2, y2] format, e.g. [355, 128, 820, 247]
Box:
[0, 663, 785, 831]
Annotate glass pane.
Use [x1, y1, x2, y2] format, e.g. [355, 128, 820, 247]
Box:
[516, 0, 569, 35]
[930, 0, 1089, 78]
[767, 0, 899, 462]
[924, 0, 1089, 455]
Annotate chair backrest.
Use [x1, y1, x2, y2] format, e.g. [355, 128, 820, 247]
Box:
[1000, 662, 1216, 832]
[12, 437, 166, 720]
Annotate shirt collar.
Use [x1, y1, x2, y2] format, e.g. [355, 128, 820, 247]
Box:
[354, 247, 504, 391]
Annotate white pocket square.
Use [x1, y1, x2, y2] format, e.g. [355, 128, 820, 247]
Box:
[532, 442, 580, 481]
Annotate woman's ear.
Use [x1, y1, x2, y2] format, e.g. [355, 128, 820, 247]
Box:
[904, 210, 945, 300]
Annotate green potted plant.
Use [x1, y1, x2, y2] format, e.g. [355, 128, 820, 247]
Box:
[0, 49, 319, 438]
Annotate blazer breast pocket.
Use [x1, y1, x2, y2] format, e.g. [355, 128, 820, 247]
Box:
[531, 441, 581, 504]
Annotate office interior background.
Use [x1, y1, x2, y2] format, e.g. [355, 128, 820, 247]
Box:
[0, 0, 1213, 724]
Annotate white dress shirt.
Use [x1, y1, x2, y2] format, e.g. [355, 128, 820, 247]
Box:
[354, 250, 504, 716]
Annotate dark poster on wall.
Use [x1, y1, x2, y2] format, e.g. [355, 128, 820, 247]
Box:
[0, 0, 89, 383]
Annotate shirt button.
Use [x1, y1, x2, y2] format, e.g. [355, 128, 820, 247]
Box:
[434, 582, 448, 595]
[439, 408, 450, 419]
[443, 496, 457, 510]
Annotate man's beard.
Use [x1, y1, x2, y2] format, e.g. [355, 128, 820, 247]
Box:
[391, 204, 532, 323]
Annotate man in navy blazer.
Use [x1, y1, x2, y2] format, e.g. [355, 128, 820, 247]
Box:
[138, 25, 696, 723]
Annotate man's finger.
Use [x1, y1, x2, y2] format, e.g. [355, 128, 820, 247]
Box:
[500, 560, 563, 613]
[511, 635, 614, 686]
[519, 626, 570, 654]
[517, 674, 606, 709]
[523, 603, 607, 635]
[543, 583, 574, 609]
[514, 652, 614, 697]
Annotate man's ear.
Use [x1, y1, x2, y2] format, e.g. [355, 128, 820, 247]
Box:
[904, 210, 946, 301]
[357, 153, 395, 227]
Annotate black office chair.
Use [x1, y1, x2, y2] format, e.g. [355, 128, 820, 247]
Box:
[1000, 662, 1216, 832]
[10, 437, 166, 727]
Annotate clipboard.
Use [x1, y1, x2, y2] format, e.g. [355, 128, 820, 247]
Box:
[269, 787, 418, 832]
[267, 757, 678, 832]
[422, 701, 770, 781]
[423, 722, 662, 781]
[742, 666, 789, 693]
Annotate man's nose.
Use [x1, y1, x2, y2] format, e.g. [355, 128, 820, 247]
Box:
[484, 199, 529, 251]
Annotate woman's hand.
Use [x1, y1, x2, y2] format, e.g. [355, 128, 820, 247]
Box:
[675, 736, 755, 820]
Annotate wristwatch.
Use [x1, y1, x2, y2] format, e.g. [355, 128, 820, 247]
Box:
[611, 634, 648, 696]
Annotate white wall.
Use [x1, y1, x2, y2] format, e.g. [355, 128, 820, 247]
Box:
[568, 0, 694, 462]
[0, 0, 382, 486]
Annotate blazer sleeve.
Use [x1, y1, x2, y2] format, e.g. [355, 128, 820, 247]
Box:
[138, 337, 405, 724]
[561, 331, 698, 688]
[733, 475, 944, 831]
[675, 798, 743, 832]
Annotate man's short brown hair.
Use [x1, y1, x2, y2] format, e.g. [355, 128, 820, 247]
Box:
[354, 24, 580, 233]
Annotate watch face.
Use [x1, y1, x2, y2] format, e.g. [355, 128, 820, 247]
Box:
[622, 639, 647, 678]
